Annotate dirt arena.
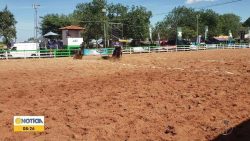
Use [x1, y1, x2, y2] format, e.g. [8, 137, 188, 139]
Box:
[0, 49, 249, 141]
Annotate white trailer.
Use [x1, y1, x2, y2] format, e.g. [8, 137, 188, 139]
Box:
[9, 43, 40, 58]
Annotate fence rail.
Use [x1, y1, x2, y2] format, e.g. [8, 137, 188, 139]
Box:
[0, 43, 249, 60]
[0, 49, 75, 59]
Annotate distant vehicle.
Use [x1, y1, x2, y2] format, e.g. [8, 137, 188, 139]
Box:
[9, 43, 40, 58]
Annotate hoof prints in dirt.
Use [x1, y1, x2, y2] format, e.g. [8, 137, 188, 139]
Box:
[165, 125, 176, 136]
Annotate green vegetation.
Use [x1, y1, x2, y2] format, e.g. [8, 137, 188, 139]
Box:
[153, 6, 243, 41]
[0, 6, 17, 46]
[243, 17, 250, 27]
[40, 14, 74, 37]
[40, 0, 152, 41]
[38, 2, 249, 43]
[0, 6, 17, 45]
[218, 14, 241, 37]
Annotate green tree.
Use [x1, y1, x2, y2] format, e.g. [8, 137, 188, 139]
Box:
[41, 0, 152, 43]
[73, 1, 152, 41]
[124, 6, 152, 40]
[218, 14, 241, 37]
[198, 9, 220, 38]
[243, 17, 250, 27]
[40, 14, 72, 37]
[153, 7, 241, 41]
[153, 6, 197, 41]
[0, 6, 17, 45]
[73, 0, 107, 41]
[107, 3, 128, 22]
[106, 3, 128, 40]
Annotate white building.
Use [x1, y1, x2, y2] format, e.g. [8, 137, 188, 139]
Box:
[59, 25, 84, 50]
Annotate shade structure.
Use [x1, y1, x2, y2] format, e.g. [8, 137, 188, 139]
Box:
[44, 31, 59, 37]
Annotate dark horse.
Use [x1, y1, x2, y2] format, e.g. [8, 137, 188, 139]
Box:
[73, 49, 83, 59]
[73, 43, 84, 59]
[112, 46, 122, 58]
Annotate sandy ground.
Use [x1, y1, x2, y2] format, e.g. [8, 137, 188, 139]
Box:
[0, 49, 249, 141]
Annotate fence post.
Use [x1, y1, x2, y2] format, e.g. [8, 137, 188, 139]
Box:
[5, 51, 8, 60]
[24, 50, 26, 59]
[130, 47, 132, 54]
[54, 50, 56, 58]
[50, 50, 53, 58]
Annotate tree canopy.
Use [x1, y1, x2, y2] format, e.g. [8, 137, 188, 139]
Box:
[40, 0, 152, 41]
[40, 14, 73, 37]
[243, 17, 250, 27]
[218, 13, 241, 37]
[123, 6, 152, 40]
[40, 2, 244, 43]
[153, 6, 242, 41]
[0, 6, 17, 45]
[72, 0, 107, 40]
[153, 7, 198, 40]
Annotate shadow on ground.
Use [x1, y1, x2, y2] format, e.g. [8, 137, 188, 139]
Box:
[212, 118, 250, 141]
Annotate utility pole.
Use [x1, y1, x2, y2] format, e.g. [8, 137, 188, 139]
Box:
[196, 14, 200, 45]
[102, 8, 107, 48]
[205, 26, 208, 42]
[32, 3, 40, 42]
[158, 33, 161, 46]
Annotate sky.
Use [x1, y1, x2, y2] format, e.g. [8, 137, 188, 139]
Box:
[0, 0, 249, 42]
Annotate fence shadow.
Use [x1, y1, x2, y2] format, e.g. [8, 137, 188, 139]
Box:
[212, 118, 250, 141]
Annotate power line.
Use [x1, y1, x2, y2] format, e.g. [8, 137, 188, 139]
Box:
[151, 0, 243, 17]
[81, 20, 149, 28]
[79, 0, 243, 27]
[197, 0, 242, 9]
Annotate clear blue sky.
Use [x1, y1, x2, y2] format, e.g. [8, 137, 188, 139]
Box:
[0, 0, 249, 42]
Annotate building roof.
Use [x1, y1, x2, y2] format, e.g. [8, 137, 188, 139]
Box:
[213, 35, 229, 41]
[59, 25, 84, 30]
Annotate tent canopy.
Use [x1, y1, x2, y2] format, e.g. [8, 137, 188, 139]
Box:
[44, 31, 59, 37]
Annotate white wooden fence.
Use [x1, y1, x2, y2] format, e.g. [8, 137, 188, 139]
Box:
[0, 43, 249, 59]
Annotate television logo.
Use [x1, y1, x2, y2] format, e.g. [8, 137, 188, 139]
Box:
[14, 116, 44, 132]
